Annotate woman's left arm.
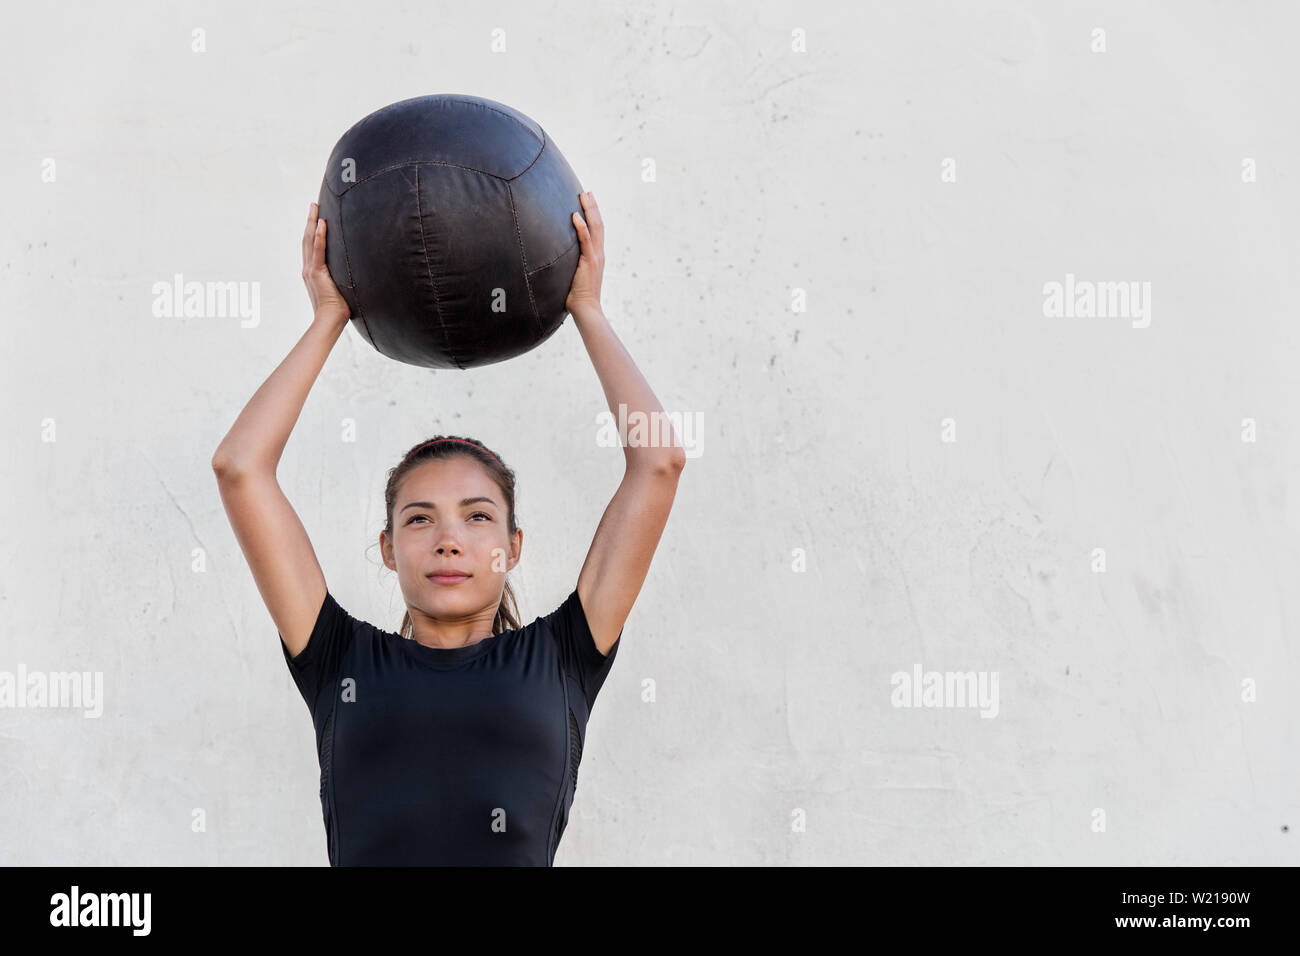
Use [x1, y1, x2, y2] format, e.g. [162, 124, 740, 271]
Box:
[566, 191, 686, 655]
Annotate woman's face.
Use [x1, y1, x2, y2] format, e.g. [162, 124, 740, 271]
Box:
[381, 457, 521, 623]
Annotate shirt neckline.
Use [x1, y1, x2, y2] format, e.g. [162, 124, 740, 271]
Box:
[388, 624, 516, 669]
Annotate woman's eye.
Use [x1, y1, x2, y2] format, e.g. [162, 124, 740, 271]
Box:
[408, 513, 488, 524]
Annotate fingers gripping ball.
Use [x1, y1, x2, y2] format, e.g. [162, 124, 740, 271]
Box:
[316, 94, 585, 369]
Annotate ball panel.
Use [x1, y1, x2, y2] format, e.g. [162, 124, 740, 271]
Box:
[323, 95, 543, 199]
[525, 239, 582, 346]
[316, 174, 373, 347]
[511, 131, 585, 283]
[336, 165, 453, 368]
[417, 164, 540, 368]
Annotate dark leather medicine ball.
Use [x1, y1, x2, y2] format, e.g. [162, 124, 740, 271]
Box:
[316, 94, 585, 369]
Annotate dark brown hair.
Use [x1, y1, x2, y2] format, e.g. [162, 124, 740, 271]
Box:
[381, 435, 521, 638]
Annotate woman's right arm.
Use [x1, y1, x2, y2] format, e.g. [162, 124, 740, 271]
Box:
[211, 203, 352, 658]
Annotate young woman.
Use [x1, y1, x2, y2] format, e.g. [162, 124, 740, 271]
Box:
[211, 192, 685, 865]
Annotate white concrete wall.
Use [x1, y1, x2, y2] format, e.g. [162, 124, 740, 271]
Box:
[2, 0, 1296, 865]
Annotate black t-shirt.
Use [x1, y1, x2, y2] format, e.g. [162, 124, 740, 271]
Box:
[279, 588, 620, 866]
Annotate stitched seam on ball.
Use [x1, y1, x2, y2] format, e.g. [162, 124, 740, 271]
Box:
[338, 195, 372, 345]
[506, 181, 541, 334]
[334, 108, 543, 195]
[442, 96, 544, 151]
[527, 238, 580, 277]
[413, 165, 452, 365]
[339, 160, 505, 195]
[508, 127, 547, 183]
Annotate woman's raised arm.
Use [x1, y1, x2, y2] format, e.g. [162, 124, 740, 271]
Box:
[566, 192, 687, 655]
[210, 203, 352, 657]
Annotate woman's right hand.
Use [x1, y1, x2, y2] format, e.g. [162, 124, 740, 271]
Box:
[302, 202, 351, 324]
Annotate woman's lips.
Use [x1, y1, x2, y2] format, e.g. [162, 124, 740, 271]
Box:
[428, 573, 470, 583]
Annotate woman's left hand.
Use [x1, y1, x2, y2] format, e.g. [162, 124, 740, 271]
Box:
[566, 191, 604, 317]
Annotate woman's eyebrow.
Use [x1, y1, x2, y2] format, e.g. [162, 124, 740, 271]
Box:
[400, 497, 498, 512]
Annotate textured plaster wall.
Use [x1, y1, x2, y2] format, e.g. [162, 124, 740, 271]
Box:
[2, 1, 1296, 865]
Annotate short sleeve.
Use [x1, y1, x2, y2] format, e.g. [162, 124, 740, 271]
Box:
[279, 590, 356, 717]
[542, 589, 621, 712]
